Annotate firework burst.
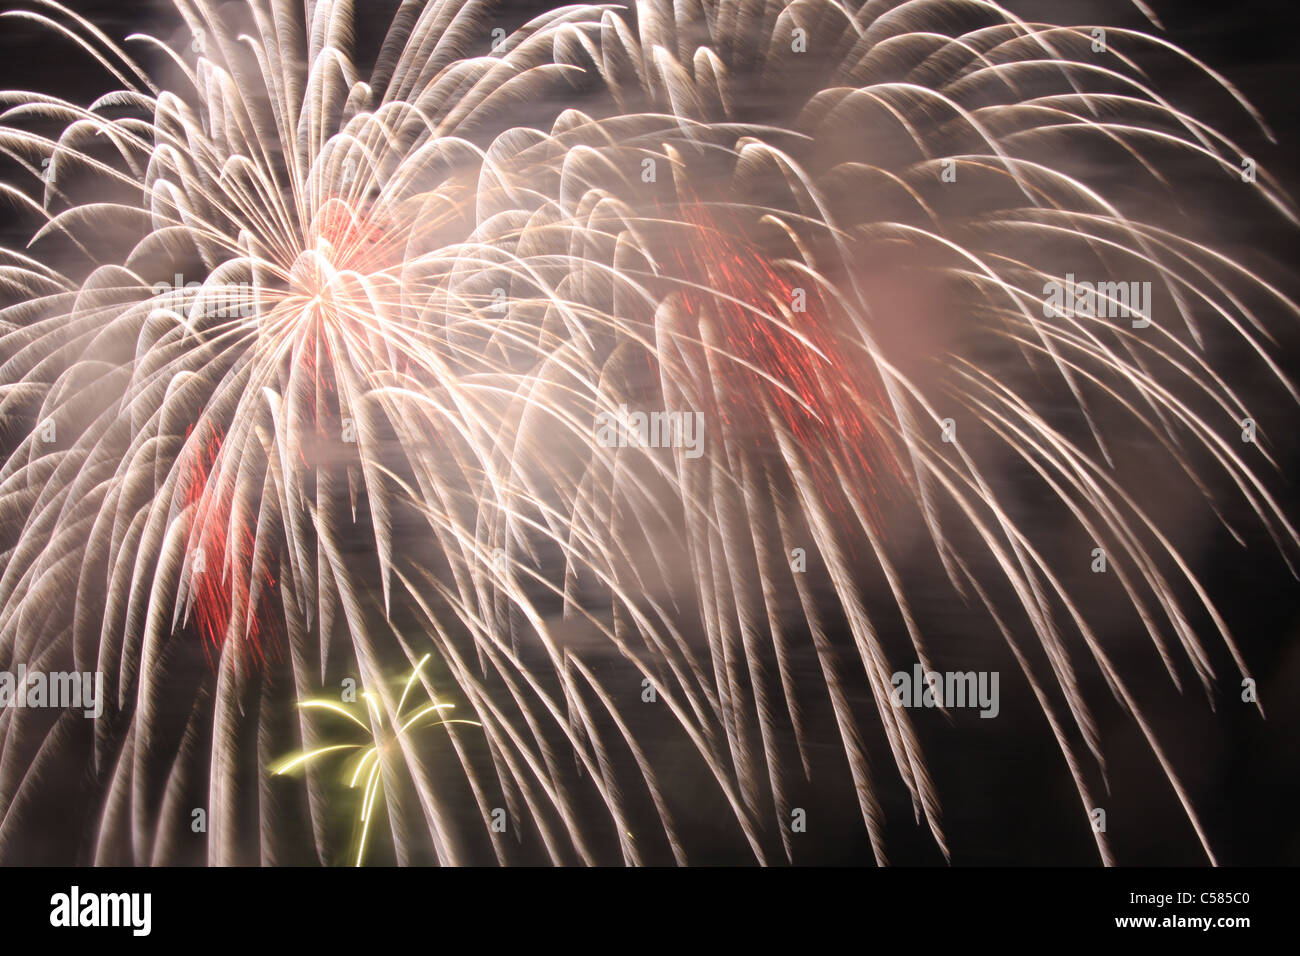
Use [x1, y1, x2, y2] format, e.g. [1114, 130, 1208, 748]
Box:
[272, 654, 480, 866]
[0, 0, 1295, 865]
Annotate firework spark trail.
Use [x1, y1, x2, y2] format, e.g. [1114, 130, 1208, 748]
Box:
[272, 653, 482, 866]
[0, 0, 1294, 864]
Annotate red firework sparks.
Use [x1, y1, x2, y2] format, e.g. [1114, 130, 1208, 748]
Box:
[667, 201, 901, 532]
[182, 423, 280, 671]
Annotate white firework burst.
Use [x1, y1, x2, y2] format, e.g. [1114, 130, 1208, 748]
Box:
[0, 0, 1294, 865]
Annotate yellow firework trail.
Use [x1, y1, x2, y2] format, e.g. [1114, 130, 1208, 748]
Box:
[273, 654, 481, 866]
